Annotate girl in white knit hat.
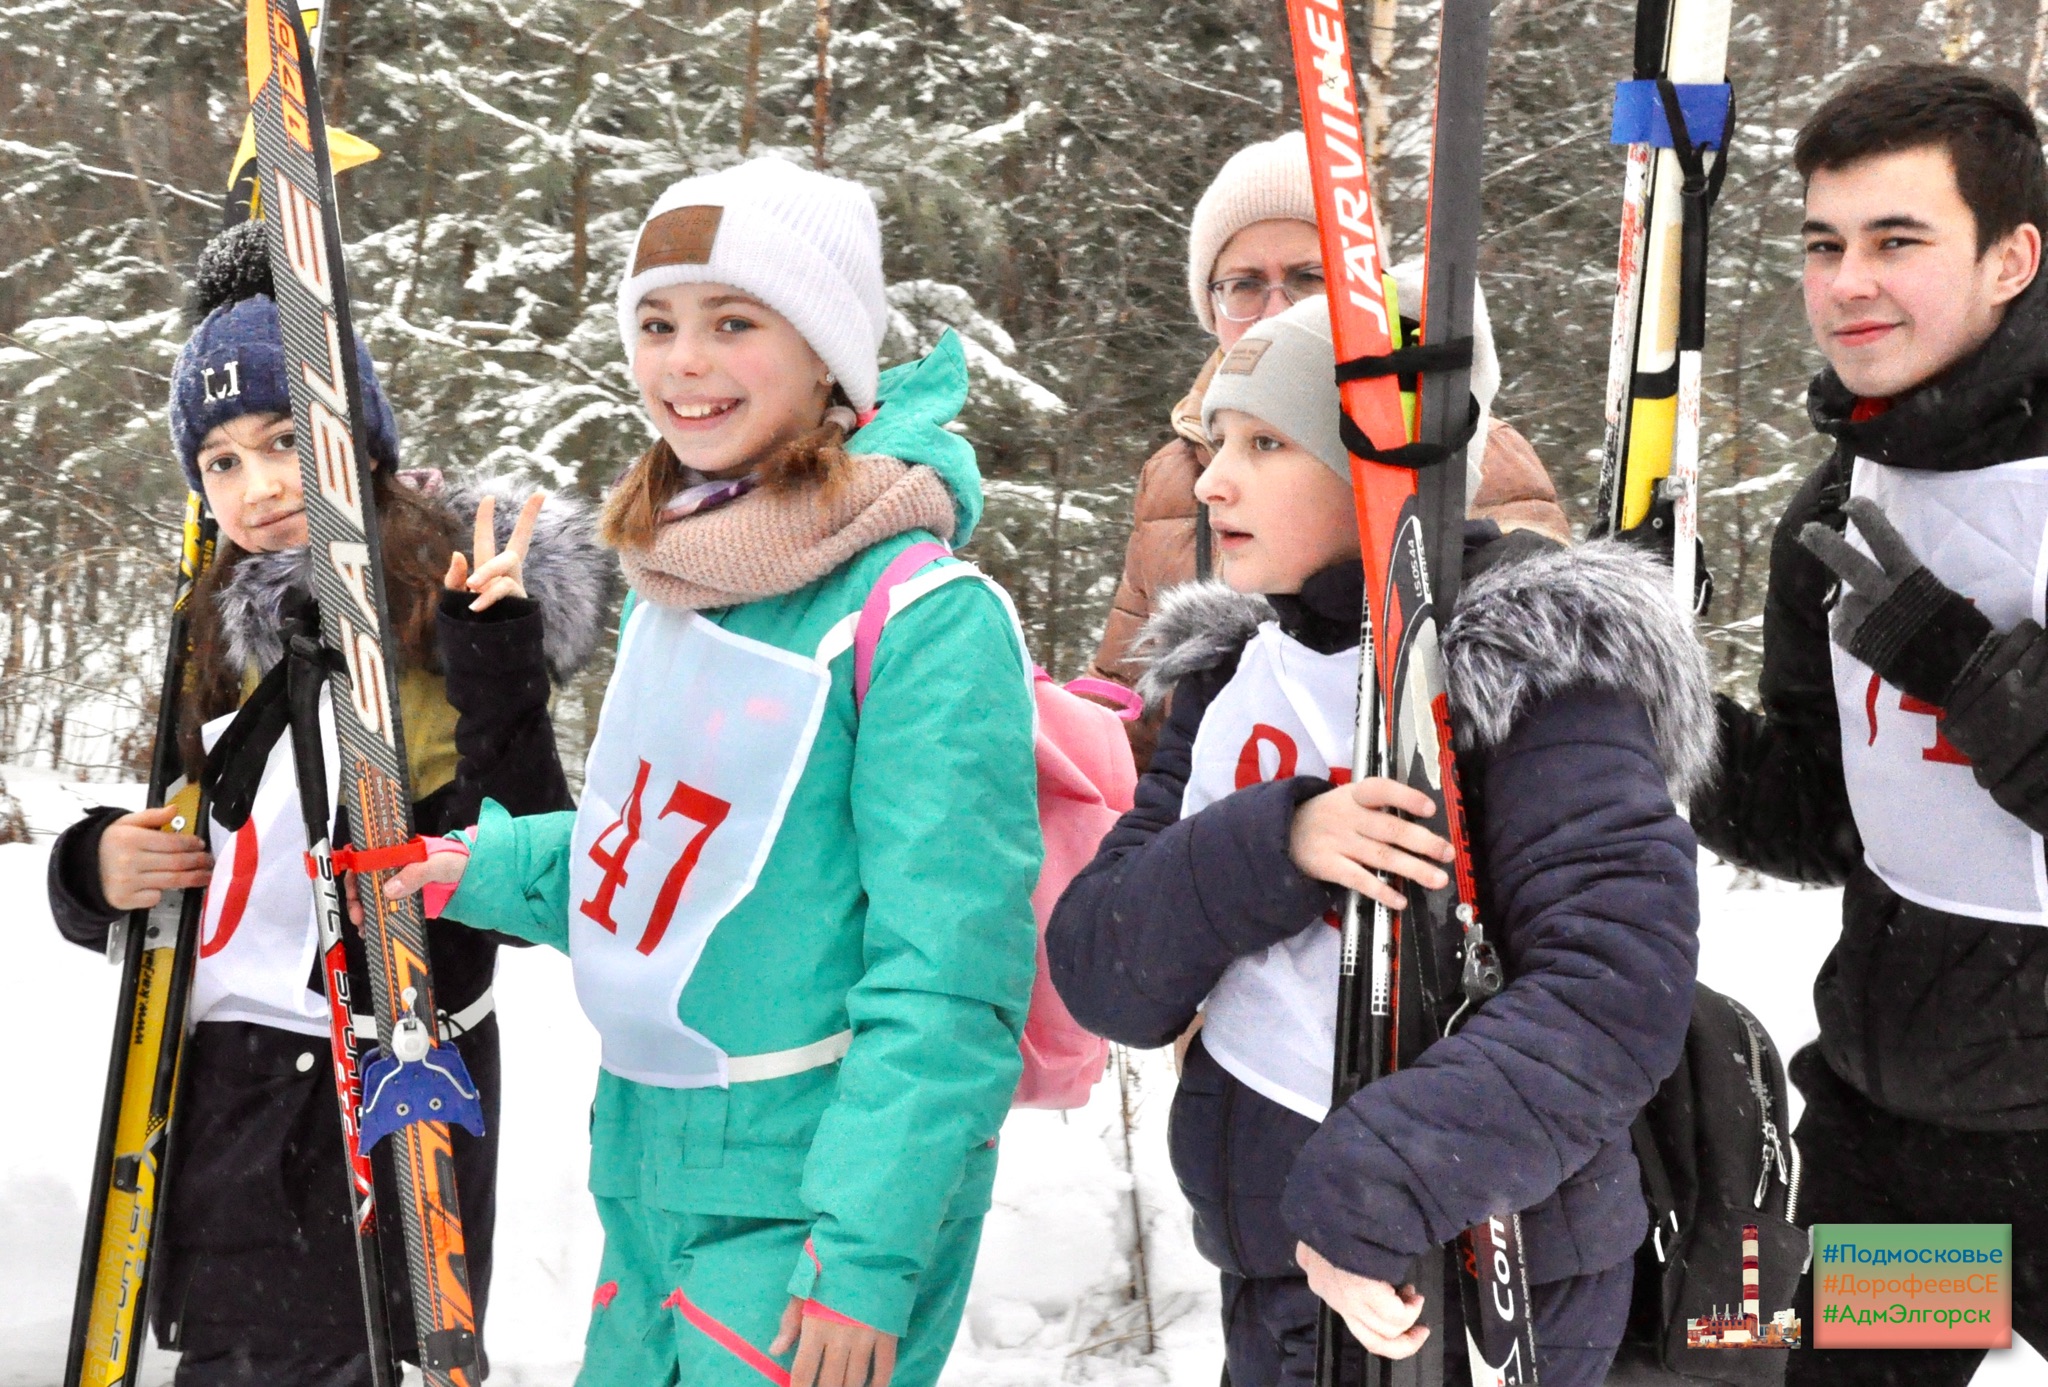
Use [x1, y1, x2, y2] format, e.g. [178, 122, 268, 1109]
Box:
[387, 157, 1042, 1387]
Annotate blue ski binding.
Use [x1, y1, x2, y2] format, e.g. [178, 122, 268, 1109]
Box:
[358, 988, 486, 1148]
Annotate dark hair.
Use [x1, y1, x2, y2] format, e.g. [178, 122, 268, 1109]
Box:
[1794, 64, 2048, 255]
[178, 469, 460, 777]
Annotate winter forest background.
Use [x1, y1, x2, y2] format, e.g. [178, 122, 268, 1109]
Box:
[2, 0, 2043, 790]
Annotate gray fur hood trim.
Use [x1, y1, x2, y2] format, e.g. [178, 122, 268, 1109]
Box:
[1442, 540, 1717, 798]
[215, 478, 616, 683]
[1131, 581, 1273, 707]
[1129, 545, 1717, 798]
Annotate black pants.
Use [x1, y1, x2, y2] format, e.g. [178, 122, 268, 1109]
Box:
[1787, 1045, 2048, 1386]
[1220, 1258, 1630, 1387]
[158, 1018, 500, 1372]
[174, 1346, 377, 1387]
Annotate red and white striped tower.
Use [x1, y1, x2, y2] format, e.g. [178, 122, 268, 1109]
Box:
[1742, 1223, 1762, 1334]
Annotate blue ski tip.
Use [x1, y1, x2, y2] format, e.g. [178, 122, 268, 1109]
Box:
[358, 1042, 486, 1148]
[1612, 81, 1733, 149]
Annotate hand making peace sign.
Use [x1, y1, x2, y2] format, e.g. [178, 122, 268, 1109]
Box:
[444, 490, 547, 611]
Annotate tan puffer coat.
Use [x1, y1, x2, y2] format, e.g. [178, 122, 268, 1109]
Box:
[1086, 351, 1572, 767]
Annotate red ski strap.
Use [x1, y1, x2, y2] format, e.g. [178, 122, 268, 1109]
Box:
[313, 839, 431, 877]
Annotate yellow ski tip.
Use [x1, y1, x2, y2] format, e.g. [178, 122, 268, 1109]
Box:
[328, 127, 382, 173]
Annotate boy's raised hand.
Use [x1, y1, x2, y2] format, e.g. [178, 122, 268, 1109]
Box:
[1297, 1241, 1430, 1359]
[1287, 776, 1455, 910]
[98, 805, 212, 910]
[444, 490, 546, 613]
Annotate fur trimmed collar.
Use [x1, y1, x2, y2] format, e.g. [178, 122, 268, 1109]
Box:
[213, 476, 614, 683]
[1130, 540, 1717, 798]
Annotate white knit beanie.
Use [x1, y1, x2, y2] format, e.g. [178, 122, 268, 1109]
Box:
[616, 159, 889, 408]
[1186, 131, 1319, 333]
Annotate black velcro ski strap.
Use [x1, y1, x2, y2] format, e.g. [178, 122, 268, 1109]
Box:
[1335, 336, 1481, 469]
[1338, 393, 1482, 470]
[1334, 336, 1475, 382]
[203, 657, 292, 832]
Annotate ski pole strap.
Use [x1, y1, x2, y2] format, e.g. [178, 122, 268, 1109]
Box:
[1654, 77, 1736, 354]
[1610, 79, 1733, 148]
[1334, 338, 1481, 469]
[203, 657, 292, 831]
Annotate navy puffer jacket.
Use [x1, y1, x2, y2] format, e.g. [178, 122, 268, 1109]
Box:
[1047, 527, 1710, 1290]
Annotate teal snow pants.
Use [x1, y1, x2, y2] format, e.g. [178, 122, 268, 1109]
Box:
[577, 1198, 985, 1387]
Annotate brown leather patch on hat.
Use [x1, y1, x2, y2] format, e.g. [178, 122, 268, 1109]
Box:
[1219, 337, 1271, 375]
[633, 205, 723, 274]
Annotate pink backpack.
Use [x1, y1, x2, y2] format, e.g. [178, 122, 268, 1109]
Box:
[854, 541, 1139, 1109]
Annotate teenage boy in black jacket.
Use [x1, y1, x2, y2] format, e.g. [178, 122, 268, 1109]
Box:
[1692, 64, 2048, 1387]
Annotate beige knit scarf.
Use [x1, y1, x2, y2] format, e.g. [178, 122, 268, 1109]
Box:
[619, 453, 957, 611]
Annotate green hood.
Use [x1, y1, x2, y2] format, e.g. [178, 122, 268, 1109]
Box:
[845, 329, 982, 546]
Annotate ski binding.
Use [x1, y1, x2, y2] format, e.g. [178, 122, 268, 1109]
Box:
[357, 987, 485, 1148]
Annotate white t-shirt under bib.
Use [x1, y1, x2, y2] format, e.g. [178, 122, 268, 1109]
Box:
[1830, 455, 2048, 924]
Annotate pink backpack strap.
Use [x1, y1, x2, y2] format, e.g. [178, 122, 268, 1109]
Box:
[853, 540, 953, 711]
[1059, 676, 1146, 721]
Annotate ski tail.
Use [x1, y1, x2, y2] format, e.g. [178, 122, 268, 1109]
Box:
[244, 1, 480, 1380]
[65, 495, 215, 1387]
[1288, 1, 1537, 1381]
[1594, 0, 1734, 614]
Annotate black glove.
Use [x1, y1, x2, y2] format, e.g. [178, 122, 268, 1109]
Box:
[1943, 620, 2048, 833]
[1798, 496, 1994, 705]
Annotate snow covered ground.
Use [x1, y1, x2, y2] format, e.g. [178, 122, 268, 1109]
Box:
[0, 765, 2038, 1385]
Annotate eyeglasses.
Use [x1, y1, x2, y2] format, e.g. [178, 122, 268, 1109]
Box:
[1208, 266, 1328, 322]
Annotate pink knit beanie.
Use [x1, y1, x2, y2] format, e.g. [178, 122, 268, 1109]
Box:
[1186, 131, 1319, 333]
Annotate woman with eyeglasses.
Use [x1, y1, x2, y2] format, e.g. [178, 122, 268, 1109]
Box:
[1084, 131, 1570, 769]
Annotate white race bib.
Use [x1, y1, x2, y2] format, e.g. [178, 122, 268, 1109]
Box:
[569, 604, 829, 1087]
[1188, 625, 1358, 1122]
[188, 695, 336, 1036]
[1831, 456, 2048, 924]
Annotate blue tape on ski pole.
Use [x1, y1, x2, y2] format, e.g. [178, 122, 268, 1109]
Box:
[1611, 81, 1733, 148]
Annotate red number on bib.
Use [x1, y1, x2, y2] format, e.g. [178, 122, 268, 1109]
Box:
[1235, 724, 1300, 788]
[580, 759, 653, 934]
[201, 819, 260, 959]
[1900, 692, 1971, 766]
[636, 781, 734, 956]
[579, 760, 733, 953]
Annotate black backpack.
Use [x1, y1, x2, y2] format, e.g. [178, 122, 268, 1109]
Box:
[1616, 984, 1805, 1384]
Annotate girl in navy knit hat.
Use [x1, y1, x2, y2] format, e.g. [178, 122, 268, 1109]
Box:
[45, 223, 614, 1387]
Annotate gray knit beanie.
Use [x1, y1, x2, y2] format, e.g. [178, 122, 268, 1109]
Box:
[1200, 298, 1349, 477]
[1199, 275, 1498, 500]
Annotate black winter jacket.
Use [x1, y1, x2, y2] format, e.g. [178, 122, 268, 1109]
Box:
[1692, 274, 2048, 1130]
[44, 481, 613, 1360]
[1048, 528, 1709, 1291]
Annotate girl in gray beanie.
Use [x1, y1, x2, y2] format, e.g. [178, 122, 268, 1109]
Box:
[1051, 296, 1715, 1387]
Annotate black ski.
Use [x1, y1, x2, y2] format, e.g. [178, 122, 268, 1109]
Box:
[243, 1, 484, 1379]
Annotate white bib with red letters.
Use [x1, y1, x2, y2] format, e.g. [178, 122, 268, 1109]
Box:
[569, 602, 830, 1088]
[1185, 622, 1358, 1123]
[1831, 455, 2048, 924]
[187, 695, 337, 1037]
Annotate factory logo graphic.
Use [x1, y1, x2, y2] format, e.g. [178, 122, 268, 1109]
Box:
[1688, 1223, 1803, 1349]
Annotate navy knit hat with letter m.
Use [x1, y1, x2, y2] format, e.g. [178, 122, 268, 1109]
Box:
[168, 221, 399, 492]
